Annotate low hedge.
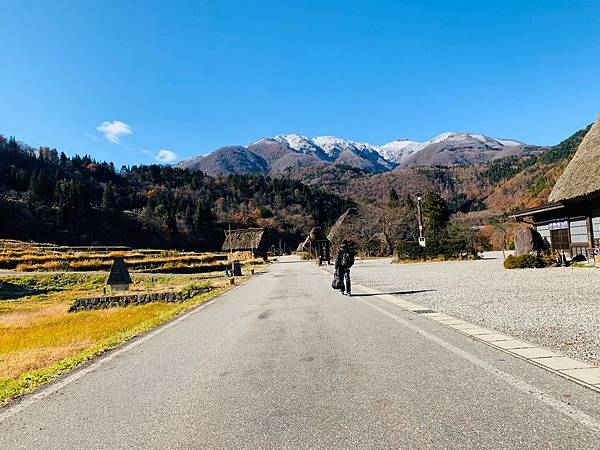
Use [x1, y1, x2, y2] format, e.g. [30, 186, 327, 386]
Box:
[503, 253, 549, 269]
[396, 238, 477, 261]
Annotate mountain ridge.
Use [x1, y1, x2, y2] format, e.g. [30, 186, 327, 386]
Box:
[179, 132, 541, 175]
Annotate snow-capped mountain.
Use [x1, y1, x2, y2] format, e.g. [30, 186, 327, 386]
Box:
[178, 132, 539, 176]
[376, 133, 528, 165]
[273, 134, 395, 170]
[393, 132, 536, 168]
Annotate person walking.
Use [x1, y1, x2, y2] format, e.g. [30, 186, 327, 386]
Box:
[335, 239, 355, 296]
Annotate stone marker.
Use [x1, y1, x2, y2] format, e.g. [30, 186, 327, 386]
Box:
[514, 227, 546, 256]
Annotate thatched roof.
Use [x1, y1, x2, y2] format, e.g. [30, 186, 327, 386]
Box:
[549, 115, 600, 202]
[296, 235, 311, 252]
[327, 208, 357, 242]
[222, 228, 265, 251]
[107, 258, 132, 285]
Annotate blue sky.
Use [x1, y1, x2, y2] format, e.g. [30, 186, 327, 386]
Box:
[1, 0, 599, 167]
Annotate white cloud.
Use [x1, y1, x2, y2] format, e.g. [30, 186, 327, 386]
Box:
[155, 149, 178, 163]
[96, 120, 132, 144]
[85, 133, 99, 142]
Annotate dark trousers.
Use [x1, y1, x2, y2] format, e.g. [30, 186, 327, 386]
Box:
[338, 268, 351, 293]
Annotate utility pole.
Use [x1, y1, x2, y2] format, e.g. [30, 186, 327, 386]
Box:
[228, 222, 235, 284]
[416, 194, 426, 247]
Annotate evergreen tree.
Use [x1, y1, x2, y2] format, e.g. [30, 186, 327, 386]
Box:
[193, 202, 205, 231]
[28, 170, 40, 200]
[388, 188, 400, 208]
[53, 179, 90, 226]
[101, 182, 115, 212]
[165, 209, 178, 238]
[184, 204, 194, 227]
[39, 170, 49, 197]
[422, 191, 449, 241]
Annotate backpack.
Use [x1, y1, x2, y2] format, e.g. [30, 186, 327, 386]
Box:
[341, 250, 354, 268]
[331, 271, 342, 290]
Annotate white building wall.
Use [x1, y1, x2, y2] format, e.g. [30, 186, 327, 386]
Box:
[570, 219, 589, 244]
[592, 217, 600, 240]
[536, 224, 551, 244]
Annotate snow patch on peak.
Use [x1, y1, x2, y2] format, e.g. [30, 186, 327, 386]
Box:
[425, 132, 517, 149]
[312, 136, 368, 157]
[252, 137, 277, 145]
[497, 138, 524, 147]
[377, 139, 424, 163]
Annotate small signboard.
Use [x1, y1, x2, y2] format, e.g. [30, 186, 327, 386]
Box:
[548, 220, 569, 231]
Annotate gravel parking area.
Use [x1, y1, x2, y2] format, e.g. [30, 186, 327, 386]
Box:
[327, 252, 600, 367]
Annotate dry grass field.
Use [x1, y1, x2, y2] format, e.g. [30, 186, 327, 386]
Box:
[0, 242, 266, 404]
[0, 239, 232, 273]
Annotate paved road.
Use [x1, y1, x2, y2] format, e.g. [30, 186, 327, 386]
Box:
[1, 257, 599, 449]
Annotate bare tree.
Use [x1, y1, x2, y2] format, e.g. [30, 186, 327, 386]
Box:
[491, 212, 510, 259]
[331, 201, 416, 257]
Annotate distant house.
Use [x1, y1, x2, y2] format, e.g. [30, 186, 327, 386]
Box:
[107, 257, 132, 291]
[222, 228, 267, 260]
[327, 208, 358, 245]
[512, 115, 600, 260]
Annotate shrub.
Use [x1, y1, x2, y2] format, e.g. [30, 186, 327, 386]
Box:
[503, 253, 548, 269]
[396, 241, 427, 260]
[396, 234, 477, 262]
[297, 252, 312, 260]
[181, 282, 212, 297]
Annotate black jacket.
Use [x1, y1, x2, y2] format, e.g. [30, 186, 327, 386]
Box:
[335, 244, 353, 269]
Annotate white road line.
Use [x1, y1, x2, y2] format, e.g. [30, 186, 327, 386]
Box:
[359, 297, 600, 434]
[0, 297, 223, 423]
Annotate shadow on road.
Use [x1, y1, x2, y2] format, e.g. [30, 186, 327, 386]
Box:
[351, 289, 435, 297]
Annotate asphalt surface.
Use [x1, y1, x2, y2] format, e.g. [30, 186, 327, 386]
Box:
[1, 256, 599, 449]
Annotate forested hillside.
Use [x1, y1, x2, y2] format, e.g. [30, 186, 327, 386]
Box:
[0, 136, 351, 250]
[292, 124, 591, 221]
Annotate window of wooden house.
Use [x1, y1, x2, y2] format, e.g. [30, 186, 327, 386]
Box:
[551, 228, 570, 250]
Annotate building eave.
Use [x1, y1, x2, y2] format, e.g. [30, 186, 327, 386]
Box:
[511, 202, 565, 220]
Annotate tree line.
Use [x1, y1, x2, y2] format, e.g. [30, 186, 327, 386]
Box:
[0, 136, 351, 250]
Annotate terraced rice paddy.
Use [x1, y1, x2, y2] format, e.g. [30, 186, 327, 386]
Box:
[0, 239, 230, 273]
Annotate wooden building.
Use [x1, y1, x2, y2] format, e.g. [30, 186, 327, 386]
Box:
[222, 228, 267, 260]
[513, 115, 600, 260]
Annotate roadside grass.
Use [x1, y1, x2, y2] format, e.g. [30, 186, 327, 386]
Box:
[0, 291, 220, 404]
[0, 267, 262, 405]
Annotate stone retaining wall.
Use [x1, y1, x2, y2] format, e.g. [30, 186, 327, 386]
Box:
[68, 287, 211, 312]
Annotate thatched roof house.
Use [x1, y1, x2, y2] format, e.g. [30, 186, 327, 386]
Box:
[222, 228, 267, 258]
[513, 115, 600, 261]
[107, 257, 132, 291]
[297, 227, 327, 253]
[549, 115, 600, 202]
[327, 208, 358, 243]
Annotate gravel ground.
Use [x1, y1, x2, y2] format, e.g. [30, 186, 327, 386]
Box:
[326, 252, 600, 367]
